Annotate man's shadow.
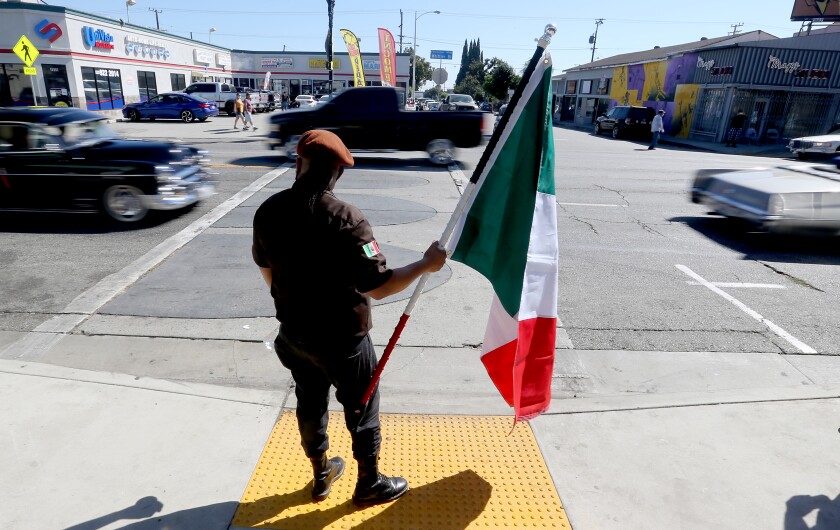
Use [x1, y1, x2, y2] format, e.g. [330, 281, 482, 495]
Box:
[784, 493, 840, 529]
[64, 470, 492, 530]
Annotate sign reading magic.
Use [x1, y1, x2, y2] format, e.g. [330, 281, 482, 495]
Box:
[768, 54, 831, 79]
[82, 26, 114, 50]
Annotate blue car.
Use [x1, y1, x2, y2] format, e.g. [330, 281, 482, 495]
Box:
[122, 92, 218, 123]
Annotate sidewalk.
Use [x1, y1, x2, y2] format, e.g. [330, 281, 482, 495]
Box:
[555, 120, 793, 158]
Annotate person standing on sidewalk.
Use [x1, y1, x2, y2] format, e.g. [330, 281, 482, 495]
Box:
[252, 129, 446, 506]
[281, 91, 290, 111]
[648, 109, 665, 150]
[725, 110, 747, 147]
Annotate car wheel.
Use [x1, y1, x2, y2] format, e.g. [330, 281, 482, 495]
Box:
[128, 109, 140, 122]
[612, 127, 620, 139]
[283, 135, 301, 160]
[797, 152, 810, 160]
[102, 184, 148, 223]
[225, 102, 235, 116]
[427, 139, 456, 165]
[181, 110, 194, 123]
[594, 124, 601, 135]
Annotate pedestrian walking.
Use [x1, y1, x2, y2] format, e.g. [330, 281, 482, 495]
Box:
[648, 109, 665, 150]
[725, 110, 747, 147]
[252, 130, 446, 506]
[281, 91, 290, 111]
[243, 94, 257, 131]
[232, 93, 245, 130]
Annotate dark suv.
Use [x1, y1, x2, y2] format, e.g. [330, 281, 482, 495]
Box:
[594, 106, 655, 139]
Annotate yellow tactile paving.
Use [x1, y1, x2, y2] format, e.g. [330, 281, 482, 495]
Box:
[232, 412, 571, 529]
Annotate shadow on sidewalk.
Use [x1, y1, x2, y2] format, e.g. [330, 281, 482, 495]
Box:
[63, 470, 492, 530]
[784, 493, 840, 529]
[672, 216, 840, 265]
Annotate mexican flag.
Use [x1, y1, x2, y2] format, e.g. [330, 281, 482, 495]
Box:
[447, 50, 557, 422]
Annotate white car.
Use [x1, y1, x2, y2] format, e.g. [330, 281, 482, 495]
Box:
[788, 133, 840, 159]
[315, 94, 333, 105]
[294, 94, 317, 108]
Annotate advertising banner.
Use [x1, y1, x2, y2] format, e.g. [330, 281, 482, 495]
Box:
[791, 0, 840, 21]
[377, 28, 397, 87]
[339, 28, 366, 87]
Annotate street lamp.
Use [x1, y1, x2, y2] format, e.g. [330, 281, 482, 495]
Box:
[209, 27, 216, 44]
[412, 9, 440, 99]
[125, 0, 136, 23]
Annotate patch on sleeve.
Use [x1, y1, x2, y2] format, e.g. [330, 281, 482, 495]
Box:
[362, 241, 381, 257]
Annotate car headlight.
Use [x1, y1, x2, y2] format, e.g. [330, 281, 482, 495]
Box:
[811, 142, 833, 147]
[767, 194, 785, 216]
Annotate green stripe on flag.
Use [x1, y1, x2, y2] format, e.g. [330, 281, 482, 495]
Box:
[451, 61, 554, 317]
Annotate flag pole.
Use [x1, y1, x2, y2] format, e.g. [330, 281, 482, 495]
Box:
[361, 24, 557, 405]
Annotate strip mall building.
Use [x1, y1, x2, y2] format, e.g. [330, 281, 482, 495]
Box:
[0, 1, 410, 114]
[553, 29, 840, 143]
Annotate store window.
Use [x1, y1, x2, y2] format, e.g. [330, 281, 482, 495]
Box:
[580, 80, 593, 94]
[596, 78, 610, 95]
[137, 71, 157, 102]
[565, 80, 577, 94]
[170, 73, 186, 91]
[81, 67, 124, 110]
[0, 63, 34, 106]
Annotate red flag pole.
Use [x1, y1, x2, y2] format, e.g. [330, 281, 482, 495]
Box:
[361, 24, 558, 405]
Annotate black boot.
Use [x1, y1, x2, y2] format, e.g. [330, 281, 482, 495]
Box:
[352, 454, 408, 507]
[310, 453, 345, 502]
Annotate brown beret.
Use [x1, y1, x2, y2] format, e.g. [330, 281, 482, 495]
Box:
[296, 130, 354, 167]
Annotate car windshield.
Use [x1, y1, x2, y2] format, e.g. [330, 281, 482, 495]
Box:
[450, 95, 474, 103]
[59, 119, 117, 146]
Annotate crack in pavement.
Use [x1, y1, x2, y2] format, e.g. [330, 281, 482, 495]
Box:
[758, 262, 825, 292]
[594, 185, 630, 206]
[630, 217, 666, 237]
[557, 202, 599, 234]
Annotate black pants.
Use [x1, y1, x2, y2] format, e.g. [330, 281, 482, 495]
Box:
[274, 326, 381, 460]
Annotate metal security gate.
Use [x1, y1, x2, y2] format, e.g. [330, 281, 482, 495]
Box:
[689, 88, 726, 140]
[729, 90, 833, 143]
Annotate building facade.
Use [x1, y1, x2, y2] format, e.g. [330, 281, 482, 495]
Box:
[0, 2, 410, 114]
[555, 31, 840, 143]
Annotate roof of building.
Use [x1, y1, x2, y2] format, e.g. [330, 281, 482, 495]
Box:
[563, 30, 777, 72]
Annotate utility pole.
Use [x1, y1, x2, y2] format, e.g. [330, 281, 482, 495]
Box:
[326, 0, 335, 95]
[149, 8, 162, 30]
[589, 19, 604, 63]
[399, 10, 404, 51]
[729, 22, 743, 35]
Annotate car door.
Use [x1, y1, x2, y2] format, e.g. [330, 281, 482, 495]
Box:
[0, 123, 70, 210]
[142, 95, 167, 119]
[600, 107, 617, 131]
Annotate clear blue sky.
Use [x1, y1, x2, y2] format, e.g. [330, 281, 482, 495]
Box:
[58, 0, 808, 77]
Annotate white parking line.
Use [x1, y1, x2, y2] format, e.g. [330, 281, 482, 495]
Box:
[676, 265, 816, 354]
[686, 282, 786, 289]
[0, 165, 290, 360]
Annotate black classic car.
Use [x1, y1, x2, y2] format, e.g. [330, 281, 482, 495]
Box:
[0, 107, 213, 223]
[268, 87, 487, 165]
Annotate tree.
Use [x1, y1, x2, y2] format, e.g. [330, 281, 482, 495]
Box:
[454, 74, 485, 102]
[456, 39, 468, 86]
[404, 47, 434, 92]
[483, 59, 521, 101]
[424, 86, 445, 100]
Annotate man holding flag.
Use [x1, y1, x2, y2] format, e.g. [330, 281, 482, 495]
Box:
[252, 130, 446, 506]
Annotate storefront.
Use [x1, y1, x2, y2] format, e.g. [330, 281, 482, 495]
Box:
[555, 30, 840, 143]
[1, 3, 411, 115]
[229, 50, 411, 99]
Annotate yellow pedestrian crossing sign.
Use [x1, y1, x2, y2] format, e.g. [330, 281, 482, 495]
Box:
[13, 35, 39, 67]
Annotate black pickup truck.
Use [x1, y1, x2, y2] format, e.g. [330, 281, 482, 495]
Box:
[268, 87, 487, 164]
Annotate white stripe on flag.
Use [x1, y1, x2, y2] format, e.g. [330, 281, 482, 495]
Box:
[481, 294, 518, 355]
[519, 191, 558, 320]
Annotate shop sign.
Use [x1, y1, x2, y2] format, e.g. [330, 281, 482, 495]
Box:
[696, 56, 733, 76]
[768, 54, 831, 79]
[194, 49, 213, 64]
[767, 55, 801, 74]
[217, 53, 232, 66]
[309, 58, 340, 69]
[261, 57, 293, 68]
[82, 26, 114, 50]
[34, 19, 63, 43]
[362, 59, 380, 71]
[125, 35, 171, 60]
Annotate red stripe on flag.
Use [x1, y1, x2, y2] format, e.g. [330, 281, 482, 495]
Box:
[514, 317, 556, 421]
[481, 339, 517, 407]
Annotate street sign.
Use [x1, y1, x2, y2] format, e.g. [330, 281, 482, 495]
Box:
[430, 50, 453, 60]
[431, 68, 448, 85]
[23, 67, 36, 75]
[13, 35, 39, 67]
